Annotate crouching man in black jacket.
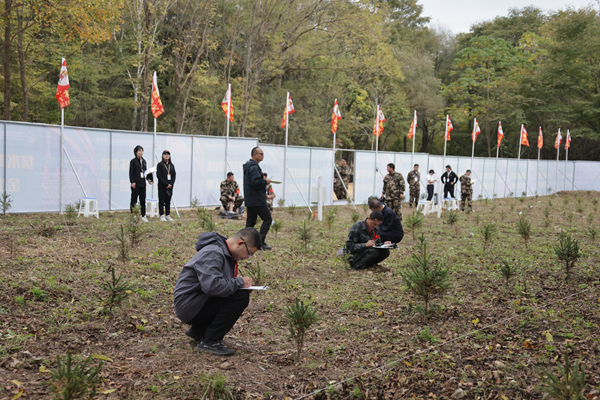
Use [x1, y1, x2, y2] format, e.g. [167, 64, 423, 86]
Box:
[174, 227, 261, 356]
[129, 145, 153, 221]
[369, 199, 404, 244]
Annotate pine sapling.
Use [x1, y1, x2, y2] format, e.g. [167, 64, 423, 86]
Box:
[498, 259, 519, 289]
[477, 222, 497, 252]
[516, 215, 532, 245]
[49, 353, 103, 400]
[404, 210, 423, 240]
[539, 351, 586, 400]
[325, 207, 337, 230]
[0, 191, 12, 215]
[100, 268, 133, 313]
[553, 234, 581, 282]
[351, 210, 360, 223]
[63, 203, 78, 226]
[285, 298, 319, 362]
[271, 220, 283, 237]
[297, 220, 312, 251]
[446, 211, 459, 236]
[115, 224, 130, 265]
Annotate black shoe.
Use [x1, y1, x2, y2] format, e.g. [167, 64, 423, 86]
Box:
[185, 327, 203, 342]
[195, 339, 235, 356]
[261, 243, 272, 251]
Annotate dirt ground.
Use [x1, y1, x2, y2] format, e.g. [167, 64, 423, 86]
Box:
[1, 191, 599, 399]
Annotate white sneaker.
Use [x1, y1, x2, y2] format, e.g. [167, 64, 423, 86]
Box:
[160, 215, 167, 222]
[141, 216, 149, 222]
[166, 215, 174, 221]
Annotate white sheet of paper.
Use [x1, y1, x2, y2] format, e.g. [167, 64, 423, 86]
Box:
[146, 166, 157, 174]
[240, 286, 269, 291]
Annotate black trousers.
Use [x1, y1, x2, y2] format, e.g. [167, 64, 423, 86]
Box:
[245, 204, 272, 244]
[187, 290, 250, 341]
[443, 183, 455, 199]
[130, 186, 147, 216]
[349, 248, 390, 270]
[427, 184, 434, 201]
[158, 185, 172, 216]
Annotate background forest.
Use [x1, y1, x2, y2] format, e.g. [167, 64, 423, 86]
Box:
[1, 0, 600, 161]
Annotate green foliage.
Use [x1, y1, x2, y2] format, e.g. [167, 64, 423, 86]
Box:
[585, 226, 598, 242]
[195, 207, 209, 228]
[190, 197, 201, 208]
[285, 298, 319, 362]
[36, 221, 56, 238]
[539, 352, 586, 400]
[287, 204, 298, 215]
[245, 261, 266, 286]
[271, 220, 283, 237]
[297, 221, 313, 251]
[115, 224, 130, 265]
[404, 211, 423, 240]
[128, 205, 144, 248]
[100, 268, 133, 313]
[586, 213, 594, 225]
[553, 234, 581, 282]
[325, 207, 337, 230]
[277, 198, 286, 208]
[351, 210, 361, 223]
[49, 353, 103, 400]
[1, 191, 13, 215]
[446, 210, 459, 236]
[198, 372, 236, 400]
[498, 260, 519, 288]
[575, 203, 584, 214]
[477, 222, 497, 251]
[30, 286, 48, 301]
[399, 236, 450, 315]
[516, 215, 532, 244]
[63, 203, 78, 226]
[203, 215, 217, 232]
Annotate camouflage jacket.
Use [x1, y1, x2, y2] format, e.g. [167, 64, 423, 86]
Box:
[345, 219, 382, 254]
[220, 180, 241, 199]
[335, 163, 351, 184]
[407, 171, 420, 188]
[382, 172, 405, 199]
[460, 174, 472, 193]
[266, 183, 275, 201]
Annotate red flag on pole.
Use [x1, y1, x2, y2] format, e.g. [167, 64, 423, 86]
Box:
[372, 106, 385, 137]
[444, 116, 453, 141]
[221, 85, 234, 122]
[408, 110, 417, 139]
[565, 130, 571, 149]
[151, 71, 165, 119]
[472, 118, 481, 142]
[520, 125, 530, 147]
[497, 122, 504, 147]
[56, 58, 70, 109]
[554, 130, 562, 149]
[331, 99, 341, 134]
[281, 93, 295, 128]
[537, 127, 543, 149]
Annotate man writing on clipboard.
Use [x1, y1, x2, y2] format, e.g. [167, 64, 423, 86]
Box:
[344, 210, 392, 270]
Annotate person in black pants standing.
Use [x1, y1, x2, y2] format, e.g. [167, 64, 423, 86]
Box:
[243, 147, 273, 250]
[129, 145, 153, 222]
[441, 165, 458, 199]
[156, 150, 176, 222]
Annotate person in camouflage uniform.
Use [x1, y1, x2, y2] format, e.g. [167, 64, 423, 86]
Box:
[334, 158, 350, 200]
[382, 163, 405, 220]
[406, 164, 421, 208]
[344, 210, 391, 270]
[263, 173, 275, 212]
[220, 172, 244, 212]
[459, 170, 473, 212]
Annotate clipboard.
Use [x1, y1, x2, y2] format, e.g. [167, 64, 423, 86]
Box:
[269, 181, 282, 184]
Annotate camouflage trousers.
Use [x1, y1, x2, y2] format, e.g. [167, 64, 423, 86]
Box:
[334, 183, 347, 200]
[386, 199, 402, 220]
[221, 195, 244, 211]
[347, 248, 390, 270]
[409, 186, 420, 207]
[267, 199, 273, 212]
[461, 192, 472, 211]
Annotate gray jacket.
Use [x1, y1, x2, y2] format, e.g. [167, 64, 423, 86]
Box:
[173, 232, 244, 323]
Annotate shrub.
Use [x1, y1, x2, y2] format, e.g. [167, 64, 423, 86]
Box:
[63, 203, 78, 226]
[362, 201, 369, 214]
[115, 225, 130, 265]
[404, 211, 423, 240]
[498, 260, 519, 289]
[350, 210, 360, 223]
[325, 207, 337, 230]
[36, 221, 56, 238]
[271, 220, 283, 237]
[0, 191, 12, 215]
[128, 205, 144, 248]
[553, 234, 581, 282]
[100, 268, 133, 313]
[195, 206, 208, 228]
[446, 211, 459, 236]
[516, 215, 532, 245]
[539, 351, 586, 400]
[277, 198, 285, 207]
[576, 203, 584, 214]
[287, 203, 297, 215]
[49, 353, 103, 400]
[245, 261, 266, 286]
[198, 372, 236, 400]
[204, 215, 217, 232]
[586, 226, 598, 242]
[297, 220, 312, 251]
[477, 222, 497, 252]
[190, 196, 201, 208]
[285, 298, 319, 362]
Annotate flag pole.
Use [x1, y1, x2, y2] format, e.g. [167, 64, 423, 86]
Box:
[470, 118, 475, 170]
[60, 107, 64, 214]
[439, 114, 448, 212]
[564, 130, 569, 190]
[536, 127, 540, 196]
[493, 121, 500, 200]
[555, 128, 560, 193]
[225, 83, 230, 181]
[373, 105, 379, 196]
[410, 110, 416, 168]
[515, 124, 523, 197]
[153, 116, 157, 199]
[333, 99, 336, 166]
[283, 92, 289, 205]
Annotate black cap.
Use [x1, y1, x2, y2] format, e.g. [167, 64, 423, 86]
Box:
[162, 150, 170, 155]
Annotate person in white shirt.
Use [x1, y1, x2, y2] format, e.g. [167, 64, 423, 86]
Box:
[426, 169, 436, 201]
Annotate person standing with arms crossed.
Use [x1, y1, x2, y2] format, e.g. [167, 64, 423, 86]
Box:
[156, 150, 176, 221]
[129, 145, 153, 222]
[381, 163, 405, 220]
[243, 147, 273, 250]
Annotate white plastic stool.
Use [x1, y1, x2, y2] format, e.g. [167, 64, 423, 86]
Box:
[443, 198, 459, 210]
[146, 199, 159, 218]
[78, 197, 99, 218]
[417, 200, 433, 215]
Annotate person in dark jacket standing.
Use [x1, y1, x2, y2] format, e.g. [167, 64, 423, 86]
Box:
[156, 150, 176, 221]
[243, 147, 273, 250]
[174, 227, 261, 356]
[441, 165, 458, 199]
[369, 199, 404, 244]
[129, 145, 153, 221]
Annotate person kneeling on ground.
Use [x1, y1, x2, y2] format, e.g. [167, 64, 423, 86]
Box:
[368, 199, 404, 244]
[344, 210, 391, 270]
[173, 227, 261, 356]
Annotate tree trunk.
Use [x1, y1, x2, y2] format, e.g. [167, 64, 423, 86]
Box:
[3, 0, 12, 121]
[139, 0, 152, 132]
[240, 3, 256, 138]
[17, 6, 28, 121]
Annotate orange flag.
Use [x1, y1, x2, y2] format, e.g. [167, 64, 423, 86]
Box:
[554, 130, 562, 149]
[472, 118, 481, 142]
[408, 110, 417, 139]
[331, 99, 341, 134]
[520, 125, 529, 147]
[565, 130, 571, 149]
[444, 116, 453, 141]
[221, 85, 234, 122]
[151, 71, 164, 119]
[497, 122, 504, 147]
[537, 127, 543, 149]
[372, 106, 385, 137]
[281, 93, 295, 129]
[56, 58, 70, 109]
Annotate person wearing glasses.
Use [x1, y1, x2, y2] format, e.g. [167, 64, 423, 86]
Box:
[173, 227, 261, 356]
[243, 146, 273, 250]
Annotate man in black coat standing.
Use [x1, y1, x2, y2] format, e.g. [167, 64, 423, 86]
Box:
[441, 165, 458, 199]
[243, 147, 273, 250]
[369, 199, 404, 244]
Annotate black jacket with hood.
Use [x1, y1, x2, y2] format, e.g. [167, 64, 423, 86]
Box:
[173, 232, 244, 323]
[243, 158, 268, 207]
[156, 160, 176, 188]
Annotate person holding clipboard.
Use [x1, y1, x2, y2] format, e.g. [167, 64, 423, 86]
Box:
[344, 210, 392, 270]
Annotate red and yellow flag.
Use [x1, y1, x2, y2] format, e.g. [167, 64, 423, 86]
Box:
[281, 93, 295, 129]
[372, 106, 385, 137]
[56, 58, 70, 109]
[565, 130, 571, 149]
[408, 110, 417, 139]
[554, 130, 562, 149]
[221, 85, 234, 122]
[444, 116, 453, 141]
[472, 118, 481, 142]
[537, 127, 543, 149]
[331, 99, 341, 134]
[151, 71, 164, 119]
[520, 125, 529, 147]
[497, 122, 504, 147]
